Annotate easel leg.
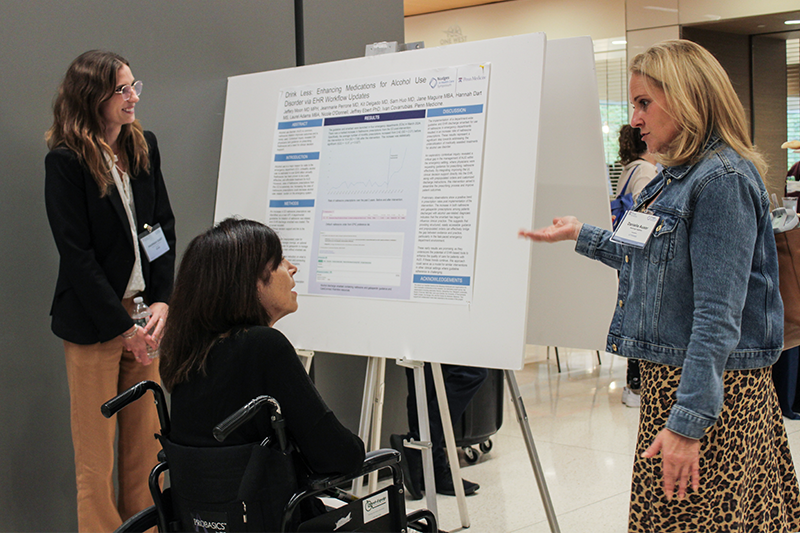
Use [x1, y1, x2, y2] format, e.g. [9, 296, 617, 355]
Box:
[411, 362, 439, 521]
[504, 369, 561, 533]
[353, 357, 379, 495]
[367, 357, 386, 493]
[431, 362, 471, 529]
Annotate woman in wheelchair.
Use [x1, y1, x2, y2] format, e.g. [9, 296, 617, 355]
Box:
[159, 218, 365, 526]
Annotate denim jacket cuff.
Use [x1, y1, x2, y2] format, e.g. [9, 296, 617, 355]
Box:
[574, 223, 600, 258]
[665, 406, 713, 440]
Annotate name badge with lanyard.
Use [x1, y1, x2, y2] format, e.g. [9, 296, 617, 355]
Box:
[138, 223, 170, 261]
[610, 210, 659, 248]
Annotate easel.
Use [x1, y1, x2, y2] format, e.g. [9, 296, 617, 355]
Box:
[216, 32, 614, 533]
[353, 356, 560, 532]
[343, 40, 562, 533]
[354, 357, 469, 527]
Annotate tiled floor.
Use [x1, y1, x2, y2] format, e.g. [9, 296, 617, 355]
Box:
[403, 347, 800, 533]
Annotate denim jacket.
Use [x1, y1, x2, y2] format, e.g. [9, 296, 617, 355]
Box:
[576, 136, 783, 439]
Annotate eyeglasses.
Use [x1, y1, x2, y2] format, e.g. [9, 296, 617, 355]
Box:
[114, 80, 143, 101]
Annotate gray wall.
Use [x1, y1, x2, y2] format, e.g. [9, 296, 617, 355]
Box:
[0, 1, 402, 530]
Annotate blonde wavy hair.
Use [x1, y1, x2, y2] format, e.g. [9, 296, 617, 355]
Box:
[46, 50, 149, 197]
[629, 39, 766, 178]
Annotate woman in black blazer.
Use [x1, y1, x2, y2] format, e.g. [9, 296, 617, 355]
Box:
[44, 50, 175, 532]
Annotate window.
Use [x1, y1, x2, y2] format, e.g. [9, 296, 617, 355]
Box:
[595, 40, 628, 195]
[788, 38, 799, 172]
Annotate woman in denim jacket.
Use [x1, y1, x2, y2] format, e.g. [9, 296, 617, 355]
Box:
[521, 40, 800, 531]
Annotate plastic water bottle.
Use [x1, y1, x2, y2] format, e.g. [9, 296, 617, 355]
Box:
[131, 297, 158, 359]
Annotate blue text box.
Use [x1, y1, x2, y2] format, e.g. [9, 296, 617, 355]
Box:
[413, 274, 471, 286]
[427, 104, 484, 117]
[269, 199, 315, 208]
[274, 152, 320, 162]
[278, 119, 323, 130]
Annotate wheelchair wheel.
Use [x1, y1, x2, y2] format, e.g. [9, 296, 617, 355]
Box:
[115, 506, 159, 533]
[479, 439, 493, 453]
[462, 446, 479, 464]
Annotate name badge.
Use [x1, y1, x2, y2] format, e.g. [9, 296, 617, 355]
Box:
[138, 223, 170, 262]
[610, 210, 659, 248]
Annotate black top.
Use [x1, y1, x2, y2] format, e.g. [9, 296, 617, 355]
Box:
[44, 131, 176, 344]
[169, 326, 365, 476]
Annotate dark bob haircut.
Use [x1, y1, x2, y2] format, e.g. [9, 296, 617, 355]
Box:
[160, 218, 283, 391]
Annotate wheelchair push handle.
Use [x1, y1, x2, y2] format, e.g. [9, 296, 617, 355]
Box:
[213, 395, 288, 450]
[101, 380, 170, 436]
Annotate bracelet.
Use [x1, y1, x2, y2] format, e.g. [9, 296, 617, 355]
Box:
[122, 325, 139, 340]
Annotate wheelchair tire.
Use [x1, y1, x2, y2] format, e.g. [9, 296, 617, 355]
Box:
[115, 506, 159, 533]
[463, 446, 479, 464]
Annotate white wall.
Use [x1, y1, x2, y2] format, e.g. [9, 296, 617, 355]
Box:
[627, 0, 800, 31]
[405, 0, 625, 47]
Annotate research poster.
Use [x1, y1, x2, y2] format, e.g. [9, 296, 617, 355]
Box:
[267, 64, 490, 304]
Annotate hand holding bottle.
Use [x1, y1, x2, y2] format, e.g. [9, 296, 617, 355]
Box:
[127, 297, 167, 364]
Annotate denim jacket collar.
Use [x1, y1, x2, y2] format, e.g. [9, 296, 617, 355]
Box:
[662, 134, 723, 181]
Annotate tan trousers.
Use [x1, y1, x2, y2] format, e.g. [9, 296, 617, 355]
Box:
[64, 329, 161, 532]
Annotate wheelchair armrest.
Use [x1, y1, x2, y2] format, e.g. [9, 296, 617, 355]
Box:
[283, 449, 405, 531]
[305, 448, 400, 491]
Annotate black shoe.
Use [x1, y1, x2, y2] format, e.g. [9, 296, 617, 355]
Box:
[390, 434, 423, 500]
[434, 468, 479, 496]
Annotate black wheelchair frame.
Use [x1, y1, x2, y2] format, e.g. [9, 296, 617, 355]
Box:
[102, 380, 437, 532]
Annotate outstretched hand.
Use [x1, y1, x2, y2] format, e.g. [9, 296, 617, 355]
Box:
[642, 428, 701, 500]
[518, 216, 583, 243]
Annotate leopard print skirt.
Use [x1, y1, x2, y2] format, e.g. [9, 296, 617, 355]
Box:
[629, 361, 800, 532]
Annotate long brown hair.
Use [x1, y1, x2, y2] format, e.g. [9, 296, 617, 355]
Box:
[159, 218, 284, 392]
[629, 40, 766, 178]
[46, 50, 149, 197]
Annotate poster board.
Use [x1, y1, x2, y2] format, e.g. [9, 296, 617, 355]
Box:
[525, 37, 618, 350]
[215, 34, 615, 370]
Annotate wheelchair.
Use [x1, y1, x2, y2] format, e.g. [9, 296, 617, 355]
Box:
[102, 380, 437, 532]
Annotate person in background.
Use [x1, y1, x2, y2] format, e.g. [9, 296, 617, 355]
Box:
[160, 218, 364, 526]
[520, 40, 800, 531]
[772, 160, 800, 420]
[616, 124, 658, 203]
[45, 50, 176, 531]
[614, 124, 658, 408]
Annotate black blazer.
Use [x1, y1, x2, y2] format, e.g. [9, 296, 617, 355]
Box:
[45, 130, 176, 344]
